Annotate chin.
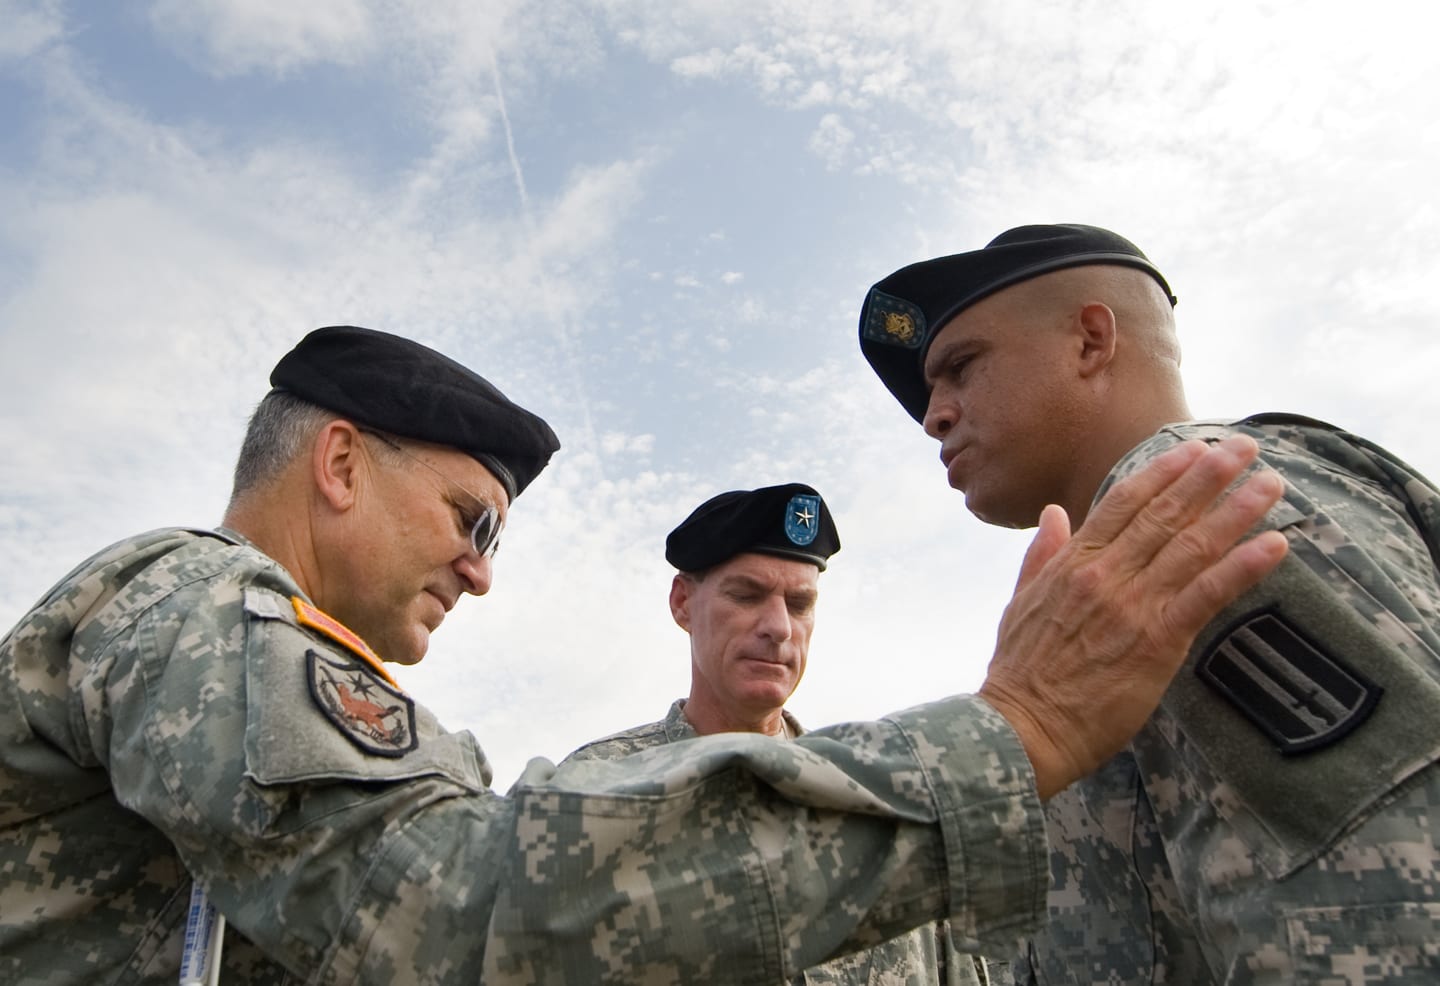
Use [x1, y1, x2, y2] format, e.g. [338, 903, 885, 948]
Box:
[742, 683, 794, 709]
[379, 627, 430, 666]
[962, 484, 1040, 530]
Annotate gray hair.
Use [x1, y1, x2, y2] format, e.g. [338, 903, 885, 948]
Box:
[228, 390, 338, 503]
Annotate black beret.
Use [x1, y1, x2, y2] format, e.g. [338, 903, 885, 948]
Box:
[859, 223, 1177, 422]
[270, 325, 560, 500]
[666, 483, 841, 572]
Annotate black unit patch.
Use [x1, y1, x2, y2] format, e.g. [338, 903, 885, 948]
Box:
[307, 649, 418, 757]
[1196, 610, 1382, 756]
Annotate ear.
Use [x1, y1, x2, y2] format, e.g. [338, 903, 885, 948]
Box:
[311, 420, 365, 513]
[1075, 302, 1118, 378]
[669, 574, 693, 632]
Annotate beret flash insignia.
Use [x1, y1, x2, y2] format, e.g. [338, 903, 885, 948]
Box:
[784, 493, 821, 546]
[862, 290, 926, 350]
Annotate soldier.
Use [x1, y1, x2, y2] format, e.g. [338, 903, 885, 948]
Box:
[1, 324, 1287, 985]
[859, 223, 1440, 984]
[567, 482, 998, 984]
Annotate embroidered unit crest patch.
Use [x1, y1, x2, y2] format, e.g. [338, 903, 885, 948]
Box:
[306, 649, 418, 757]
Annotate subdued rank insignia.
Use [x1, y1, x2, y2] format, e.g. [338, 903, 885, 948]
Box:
[1196, 610, 1382, 756]
[307, 649, 418, 757]
[785, 493, 821, 546]
[862, 289, 926, 349]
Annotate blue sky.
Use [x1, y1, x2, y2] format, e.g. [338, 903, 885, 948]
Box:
[4, 0, 1439, 789]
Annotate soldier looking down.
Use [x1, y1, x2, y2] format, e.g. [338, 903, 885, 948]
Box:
[566, 483, 1001, 984]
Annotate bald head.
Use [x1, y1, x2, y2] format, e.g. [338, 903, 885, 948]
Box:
[999, 264, 1182, 369]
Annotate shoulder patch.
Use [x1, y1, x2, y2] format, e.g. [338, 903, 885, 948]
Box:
[1196, 609, 1382, 756]
[291, 596, 397, 688]
[306, 649, 418, 757]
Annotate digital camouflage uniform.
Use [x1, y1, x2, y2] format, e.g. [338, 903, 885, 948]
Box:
[1010, 415, 1440, 986]
[566, 700, 1006, 986]
[0, 530, 1046, 985]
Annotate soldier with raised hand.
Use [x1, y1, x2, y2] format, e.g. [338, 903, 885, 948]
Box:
[860, 224, 1440, 984]
[1, 323, 1286, 985]
[566, 482, 1000, 985]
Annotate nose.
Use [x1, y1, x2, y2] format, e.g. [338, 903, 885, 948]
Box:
[755, 595, 794, 644]
[454, 552, 494, 597]
[922, 388, 957, 440]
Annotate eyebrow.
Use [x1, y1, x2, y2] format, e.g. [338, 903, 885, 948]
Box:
[443, 487, 504, 527]
[720, 575, 818, 604]
[922, 335, 976, 386]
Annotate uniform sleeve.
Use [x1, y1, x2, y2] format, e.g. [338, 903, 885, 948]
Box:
[94, 573, 1046, 984]
[486, 697, 1045, 984]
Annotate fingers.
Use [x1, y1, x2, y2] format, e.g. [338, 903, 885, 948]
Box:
[1163, 529, 1289, 639]
[1159, 472, 1289, 637]
[1071, 439, 1210, 547]
[1014, 503, 1072, 592]
[1074, 435, 1264, 576]
[1088, 437, 1255, 550]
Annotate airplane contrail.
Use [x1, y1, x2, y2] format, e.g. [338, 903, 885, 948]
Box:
[489, 45, 530, 222]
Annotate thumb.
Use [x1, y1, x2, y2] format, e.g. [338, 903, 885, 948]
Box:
[1014, 503, 1072, 592]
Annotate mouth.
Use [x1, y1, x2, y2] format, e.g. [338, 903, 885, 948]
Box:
[424, 588, 457, 618]
[940, 443, 969, 488]
[939, 438, 968, 468]
[739, 655, 792, 672]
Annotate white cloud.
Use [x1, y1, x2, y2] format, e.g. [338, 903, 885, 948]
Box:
[0, 0, 65, 62]
[148, 0, 377, 76]
[600, 431, 656, 455]
[808, 112, 853, 171]
[720, 271, 743, 284]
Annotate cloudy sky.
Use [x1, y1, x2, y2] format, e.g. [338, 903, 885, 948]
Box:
[3, 0, 1438, 789]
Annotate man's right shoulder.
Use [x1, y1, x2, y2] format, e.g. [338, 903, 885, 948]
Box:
[11, 527, 297, 665]
[50, 527, 283, 597]
[562, 718, 673, 764]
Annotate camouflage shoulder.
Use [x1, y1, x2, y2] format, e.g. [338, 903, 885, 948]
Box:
[561, 717, 674, 764]
[11, 529, 298, 670]
[1095, 417, 1304, 503]
[24, 528, 221, 610]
